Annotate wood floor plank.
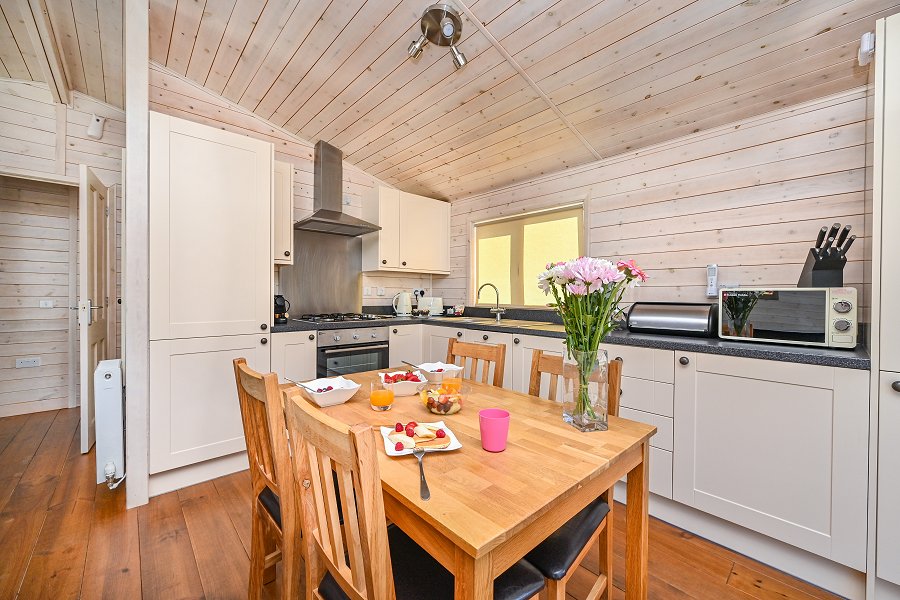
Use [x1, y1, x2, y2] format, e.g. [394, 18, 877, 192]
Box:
[17, 498, 94, 599]
[49, 432, 98, 509]
[212, 469, 254, 555]
[178, 480, 250, 599]
[81, 486, 142, 600]
[0, 410, 57, 511]
[0, 412, 29, 455]
[137, 491, 205, 600]
[727, 563, 837, 600]
[0, 498, 51, 597]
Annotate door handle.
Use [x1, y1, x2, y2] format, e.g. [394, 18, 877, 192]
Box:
[83, 299, 104, 325]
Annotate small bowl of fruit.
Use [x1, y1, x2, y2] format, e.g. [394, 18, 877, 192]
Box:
[379, 370, 425, 396]
[417, 361, 464, 383]
[419, 380, 467, 415]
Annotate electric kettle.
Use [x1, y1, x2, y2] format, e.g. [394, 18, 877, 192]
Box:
[392, 292, 412, 316]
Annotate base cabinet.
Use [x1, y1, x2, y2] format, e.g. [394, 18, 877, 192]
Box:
[462, 329, 513, 388]
[878, 371, 900, 584]
[389, 325, 423, 368]
[510, 334, 566, 395]
[673, 352, 868, 570]
[423, 325, 461, 363]
[149, 335, 270, 474]
[270, 331, 316, 384]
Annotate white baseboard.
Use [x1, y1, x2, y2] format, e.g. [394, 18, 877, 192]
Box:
[148, 451, 249, 497]
[614, 483, 865, 599]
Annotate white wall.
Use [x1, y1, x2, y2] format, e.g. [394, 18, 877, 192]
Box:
[436, 88, 870, 314]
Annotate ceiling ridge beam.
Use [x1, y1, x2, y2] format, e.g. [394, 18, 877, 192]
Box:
[454, 0, 602, 161]
[17, 0, 71, 105]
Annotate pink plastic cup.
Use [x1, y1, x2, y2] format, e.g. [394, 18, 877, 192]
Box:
[479, 408, 511, 452]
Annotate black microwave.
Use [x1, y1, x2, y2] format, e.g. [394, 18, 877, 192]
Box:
[718, 287, 857, 349]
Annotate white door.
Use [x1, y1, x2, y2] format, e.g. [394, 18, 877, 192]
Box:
[79, 165, 110, 453]
[149, 112, 272, 340]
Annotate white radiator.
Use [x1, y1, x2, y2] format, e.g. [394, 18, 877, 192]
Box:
[95, 359, 125, 485]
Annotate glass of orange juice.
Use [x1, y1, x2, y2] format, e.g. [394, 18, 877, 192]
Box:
[370, 381, 394, 412]
[442, 377, 463, 393]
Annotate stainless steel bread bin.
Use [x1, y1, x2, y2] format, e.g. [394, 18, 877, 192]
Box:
[626, 303, 718, 337]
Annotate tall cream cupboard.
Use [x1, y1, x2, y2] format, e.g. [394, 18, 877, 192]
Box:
[874, 13, 900, 593]
[148, 112, 272, 477]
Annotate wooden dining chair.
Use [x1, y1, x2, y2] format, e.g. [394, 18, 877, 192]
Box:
[282, 387, 546, 600]
[524, 352, 623, 600]
[233, 358, 303, 600]
[446, 337, 507, 387]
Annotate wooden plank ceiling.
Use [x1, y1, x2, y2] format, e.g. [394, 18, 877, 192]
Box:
[0, 0, 124, 107]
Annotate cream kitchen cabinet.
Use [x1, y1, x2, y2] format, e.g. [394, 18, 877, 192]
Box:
[462, 329, 513, 389]
[423, 324, 462, 362]
[149, 334, 270, 474]
[149, 112, 272, 340]
[273, 160, 294, 265]
[362, 186, 450, 274]
[389, 324, 423, 368]
[270, 331, 317, 384]
[877, 372, 900, 585]
[673, 352, 868, 570]
[510, 334, 567, 395]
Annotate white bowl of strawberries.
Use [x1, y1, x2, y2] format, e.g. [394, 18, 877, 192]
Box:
[379, 370, 425, 396]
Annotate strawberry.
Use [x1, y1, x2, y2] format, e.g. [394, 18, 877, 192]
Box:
[436, 368, 444, 372]
[406, 421, 418, 428]
[394, 422, 403, 432]
[326, 386, 334, 391]
[405, 425, 415, 438]
[394, 442, 404, 452]
[435, 429, 446, 439]
[408, 375, 420, 382]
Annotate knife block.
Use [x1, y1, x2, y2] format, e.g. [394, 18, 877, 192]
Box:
[797, 248, 846, 287]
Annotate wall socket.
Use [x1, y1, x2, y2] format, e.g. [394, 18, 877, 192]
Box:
[377, 287, 385, 296]
[39, 299, 54, 308]
[363, 286, 372, 296]
[16, 357, 41, 368]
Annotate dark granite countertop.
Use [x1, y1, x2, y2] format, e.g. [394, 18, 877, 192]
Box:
[272, 316, 870, 370]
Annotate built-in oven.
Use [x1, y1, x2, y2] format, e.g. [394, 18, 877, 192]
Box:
[316, 327, 390, 377]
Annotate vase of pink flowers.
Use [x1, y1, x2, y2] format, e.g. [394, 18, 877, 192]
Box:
[538, 257, 647, 432]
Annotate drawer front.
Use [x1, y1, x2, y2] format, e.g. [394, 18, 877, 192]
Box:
[620, 376, 674, 417]
[619, 406, 673, 451]
[601, 344, 674, 383]
[650, 447, 673, 498]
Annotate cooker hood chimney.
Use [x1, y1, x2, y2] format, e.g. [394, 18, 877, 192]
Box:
[294, 140, 381, 237]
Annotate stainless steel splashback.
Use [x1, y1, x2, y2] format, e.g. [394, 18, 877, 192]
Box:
[278, 230, 362, 315]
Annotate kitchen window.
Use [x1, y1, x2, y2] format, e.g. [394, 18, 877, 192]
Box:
[474, 206, 585, 307]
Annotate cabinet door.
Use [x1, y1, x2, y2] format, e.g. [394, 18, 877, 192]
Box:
[510, 334, 567, 394]
[399, 192, 450, 273]
[273, 160, 293, 265]
[149, 112, 272, 340]
[673, 352, 868, 570]
[878, 371, 900, 584]
[423, 325, 459, 363]
[270, 331, 316, 383]
[881, 15, 900, 372]
[378, 188, 401, 268]
[149, 334, 270, 473]
[462, 329, 513, 389]
[389, 324, 423, 367]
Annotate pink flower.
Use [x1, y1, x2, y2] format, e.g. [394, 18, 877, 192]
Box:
[566, 282, 588, 296]
[618, 259, 648, 282]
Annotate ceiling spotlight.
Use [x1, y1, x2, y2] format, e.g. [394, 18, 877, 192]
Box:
[408, 34, 428, 59]
[409, 3, 468, 69]
[450, 44, 467, 69]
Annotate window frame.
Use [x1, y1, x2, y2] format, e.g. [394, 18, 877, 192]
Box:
[471, 203, 586, 308]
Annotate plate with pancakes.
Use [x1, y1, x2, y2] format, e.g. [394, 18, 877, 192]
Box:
[380, 420, 462, 457]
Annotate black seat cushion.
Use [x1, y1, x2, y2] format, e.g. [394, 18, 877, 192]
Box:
[258, 486, 282, 528]
[524, 497, 610, 580]
[318, 525, 544, 600]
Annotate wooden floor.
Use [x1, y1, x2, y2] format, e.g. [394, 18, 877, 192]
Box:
[0, 408, 843, 600]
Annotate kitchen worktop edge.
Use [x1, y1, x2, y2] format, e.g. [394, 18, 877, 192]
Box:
[271, 317, 870, 370]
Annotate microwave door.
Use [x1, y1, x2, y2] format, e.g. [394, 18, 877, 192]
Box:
[721, 290, 828, 346]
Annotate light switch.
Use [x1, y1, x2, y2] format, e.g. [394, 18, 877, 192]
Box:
[364, 286, 372, 296]
[39, 299, 54, 308]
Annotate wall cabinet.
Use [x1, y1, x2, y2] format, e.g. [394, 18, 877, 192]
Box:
[389, 324, 423, 368]
[270, 331, 317, 384]
[673, 352, 868, 570]
[149, 112, 272, 340]
[362, 186, 450, 274]
[273, 160, 294, 265]
[149, 335, 270, 473]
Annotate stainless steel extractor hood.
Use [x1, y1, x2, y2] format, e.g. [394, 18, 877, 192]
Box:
[293, 140, 381, 237]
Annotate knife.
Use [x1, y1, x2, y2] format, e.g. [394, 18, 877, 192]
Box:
[839, 234, 856, 257]
[835, 224, 851, 248]
[815, 226, 828, 249]
[826, 222, 841, 243]
[821, 235, 836, 254]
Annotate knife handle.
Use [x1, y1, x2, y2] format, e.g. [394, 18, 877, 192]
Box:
[815, 226, 828, 248]
[836, 224, 851, 248]
[822, 236, 835, 250]
[841, 235, 856, 255]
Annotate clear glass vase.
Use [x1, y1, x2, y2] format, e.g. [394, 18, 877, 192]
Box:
[562, 349, 609, 432]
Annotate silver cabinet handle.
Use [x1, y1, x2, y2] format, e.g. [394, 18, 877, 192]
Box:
[892, 381, 900, 393]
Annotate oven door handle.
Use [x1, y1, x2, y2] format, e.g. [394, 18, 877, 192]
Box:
[322, 344, 389, 355]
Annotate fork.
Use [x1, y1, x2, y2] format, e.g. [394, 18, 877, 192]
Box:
[412, 447, 431, 500]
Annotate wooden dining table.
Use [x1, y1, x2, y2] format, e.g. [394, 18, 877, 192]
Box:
[285, 370, 656, 600]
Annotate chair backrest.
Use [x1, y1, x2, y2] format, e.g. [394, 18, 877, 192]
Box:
[233, 358, 294, 506]
[283, 388, 395, 600]
[528, 351, 623, 417]
[446, 338, 506, 387]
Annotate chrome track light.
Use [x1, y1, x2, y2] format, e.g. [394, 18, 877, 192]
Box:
[408, 3, 468, 69]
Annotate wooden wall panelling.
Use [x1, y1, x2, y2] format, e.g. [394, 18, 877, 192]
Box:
[433, 88, 870, 311]
[0, 0, 41, 81]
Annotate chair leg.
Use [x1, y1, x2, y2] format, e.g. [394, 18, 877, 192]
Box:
[263, 521, 278, 585]
[539, 579, 567, 600]
[249, 503, 267, 600]
[598, 498, 614, 600]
